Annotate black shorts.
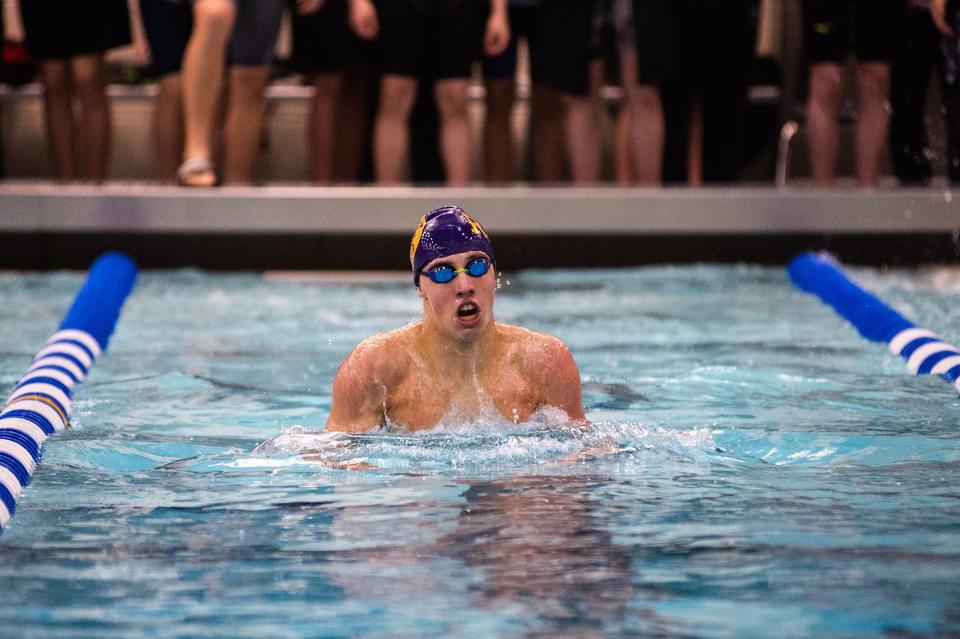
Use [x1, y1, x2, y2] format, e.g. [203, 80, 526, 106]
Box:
[630, 0, 677, 85]
[20, 0, 131, 60]
[139, 0, 193, 77]
[803, 0, 904, 64]
[482, 5, 539, 81]
[290, 0, 357, 74]
[374, 0, 490, 80]
[531, 0, 602, 96]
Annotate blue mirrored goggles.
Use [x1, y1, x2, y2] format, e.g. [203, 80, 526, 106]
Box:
[423, 257, 491, 284]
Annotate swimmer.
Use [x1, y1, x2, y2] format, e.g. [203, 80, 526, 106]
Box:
[326, 205, 587, 432]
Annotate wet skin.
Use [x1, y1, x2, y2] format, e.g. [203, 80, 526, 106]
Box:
[326, 251, 586, 432]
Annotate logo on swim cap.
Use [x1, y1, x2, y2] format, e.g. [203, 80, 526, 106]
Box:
[410, 205, 495, 286]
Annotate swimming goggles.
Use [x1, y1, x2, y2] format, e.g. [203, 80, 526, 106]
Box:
[424, 257, 491, 284]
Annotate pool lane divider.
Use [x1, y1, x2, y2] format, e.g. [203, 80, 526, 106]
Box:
[0, 252, 137, 533]
[788, 251, 960, 395]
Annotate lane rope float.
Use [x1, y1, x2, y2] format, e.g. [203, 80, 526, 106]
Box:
[788, 251, 960, 395]
[0, 252, 138, 533]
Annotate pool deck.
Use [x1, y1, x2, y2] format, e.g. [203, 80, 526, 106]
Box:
[1, 183, 957, 269]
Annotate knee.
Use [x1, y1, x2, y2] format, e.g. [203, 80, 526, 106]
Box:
[809, 66, 843, 105]
[629, 85, 661, 114]
[41, 62, 70, 94]
[193, 0, 237, 31]
[378, 80, 416, 118]
[435, 84, 469, 120]
[858, 64, 892, 99]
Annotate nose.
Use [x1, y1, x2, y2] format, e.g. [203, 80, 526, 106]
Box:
[454, 273, 475, 296]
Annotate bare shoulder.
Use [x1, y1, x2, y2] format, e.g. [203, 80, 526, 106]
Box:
[497, 323, 586, 422]
[497, 323, 573, 367]
[339, 325, 415, 385]
[327, 325, 416, 432]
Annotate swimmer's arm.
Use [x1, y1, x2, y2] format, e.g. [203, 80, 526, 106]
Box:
[539, 338, 588, 425]
[325, 345, 388, 433]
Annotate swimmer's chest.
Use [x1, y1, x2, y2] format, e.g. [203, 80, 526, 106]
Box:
[385, 365, 540, 429]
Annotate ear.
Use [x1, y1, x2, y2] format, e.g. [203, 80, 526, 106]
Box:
[416, 285, 425, 300]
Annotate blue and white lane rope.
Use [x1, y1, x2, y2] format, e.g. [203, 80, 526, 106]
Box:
[788, 251, 960, 395]
[0, 252, 137, 532]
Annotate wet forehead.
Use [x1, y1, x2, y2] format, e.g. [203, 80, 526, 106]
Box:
[422, 250, 488, 271]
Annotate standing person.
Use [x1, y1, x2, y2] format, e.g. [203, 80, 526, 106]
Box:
[290, 0, 374, 183]
[802, 0, 904, 187]
[139, 0, 193, 183]
[347, 0, 510, 185]
[18, 0, 132, 182]
[658, 0, 754, 186]
[609, 0, 671, 185]
[481, 0, 566, 183]
[530, 0, 605, 183]
[177, 0, 311, 186]
[931, 0, 960, 183]
[889, 1, 941, 186]
[326, 205, 586, 432]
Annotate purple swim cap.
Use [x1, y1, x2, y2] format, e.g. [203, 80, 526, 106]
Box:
[410, 206, 495, 285]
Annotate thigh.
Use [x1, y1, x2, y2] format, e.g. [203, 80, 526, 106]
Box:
[230, 0, 284, 66]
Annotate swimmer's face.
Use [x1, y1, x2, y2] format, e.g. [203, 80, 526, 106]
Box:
[417, 250, 495, 341]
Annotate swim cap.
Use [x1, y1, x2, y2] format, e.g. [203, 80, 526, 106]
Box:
[410, 206, 495, 286]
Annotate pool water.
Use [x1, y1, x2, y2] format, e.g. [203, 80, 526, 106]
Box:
[1, 264, 959, 638]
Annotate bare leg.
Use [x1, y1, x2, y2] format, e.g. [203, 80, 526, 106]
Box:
[854, 62, 891, 188]
[619, 45, 663, 185]
[686, 94, 703, 186]
[222, 65, 271, 184]
[39, 60, 76, 181]
[334, 65, 375, 182]
[71, 53, 111, 182]
[484, 77, 515, 182]
[309, 72, 344, 184]
[373, 74, 417, 184]
[806, 63, 843, 187]
[180, 0, 235, 183]
[563, 94, 601, 183]
[529, 83, 565, 182]
[151, 74, 185, 182]
[435, 77, 473, 185]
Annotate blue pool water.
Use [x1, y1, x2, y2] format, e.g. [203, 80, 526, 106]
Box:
[1, 264, 959, 638]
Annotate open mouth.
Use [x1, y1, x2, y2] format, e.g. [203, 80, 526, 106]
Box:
[457, 302, 480, 321]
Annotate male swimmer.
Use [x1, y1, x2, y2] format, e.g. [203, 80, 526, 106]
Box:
[325, 205, 586, 432]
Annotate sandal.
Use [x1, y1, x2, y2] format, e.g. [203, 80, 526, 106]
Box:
[176, 155, 217, 187]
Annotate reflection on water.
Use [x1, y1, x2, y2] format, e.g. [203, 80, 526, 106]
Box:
[439, 475, 646, 637]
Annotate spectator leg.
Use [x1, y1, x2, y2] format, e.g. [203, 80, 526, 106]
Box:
[854, 61, 892, 188]
[483, 77, 516, 183]
[181, 0, 236, 184]
[529, 83, 565, 182]
[71, 54, 111, 183]
[806, 63, 843, 186]
[619, 44, 664, 185]
[309, 72, 344, 184]
[373, 74, 417, 184]
[434, 77, 473, 186]
[222, 65, 271, 184]
[153, 74, 186, 183]
[39, 60, 76, 181]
